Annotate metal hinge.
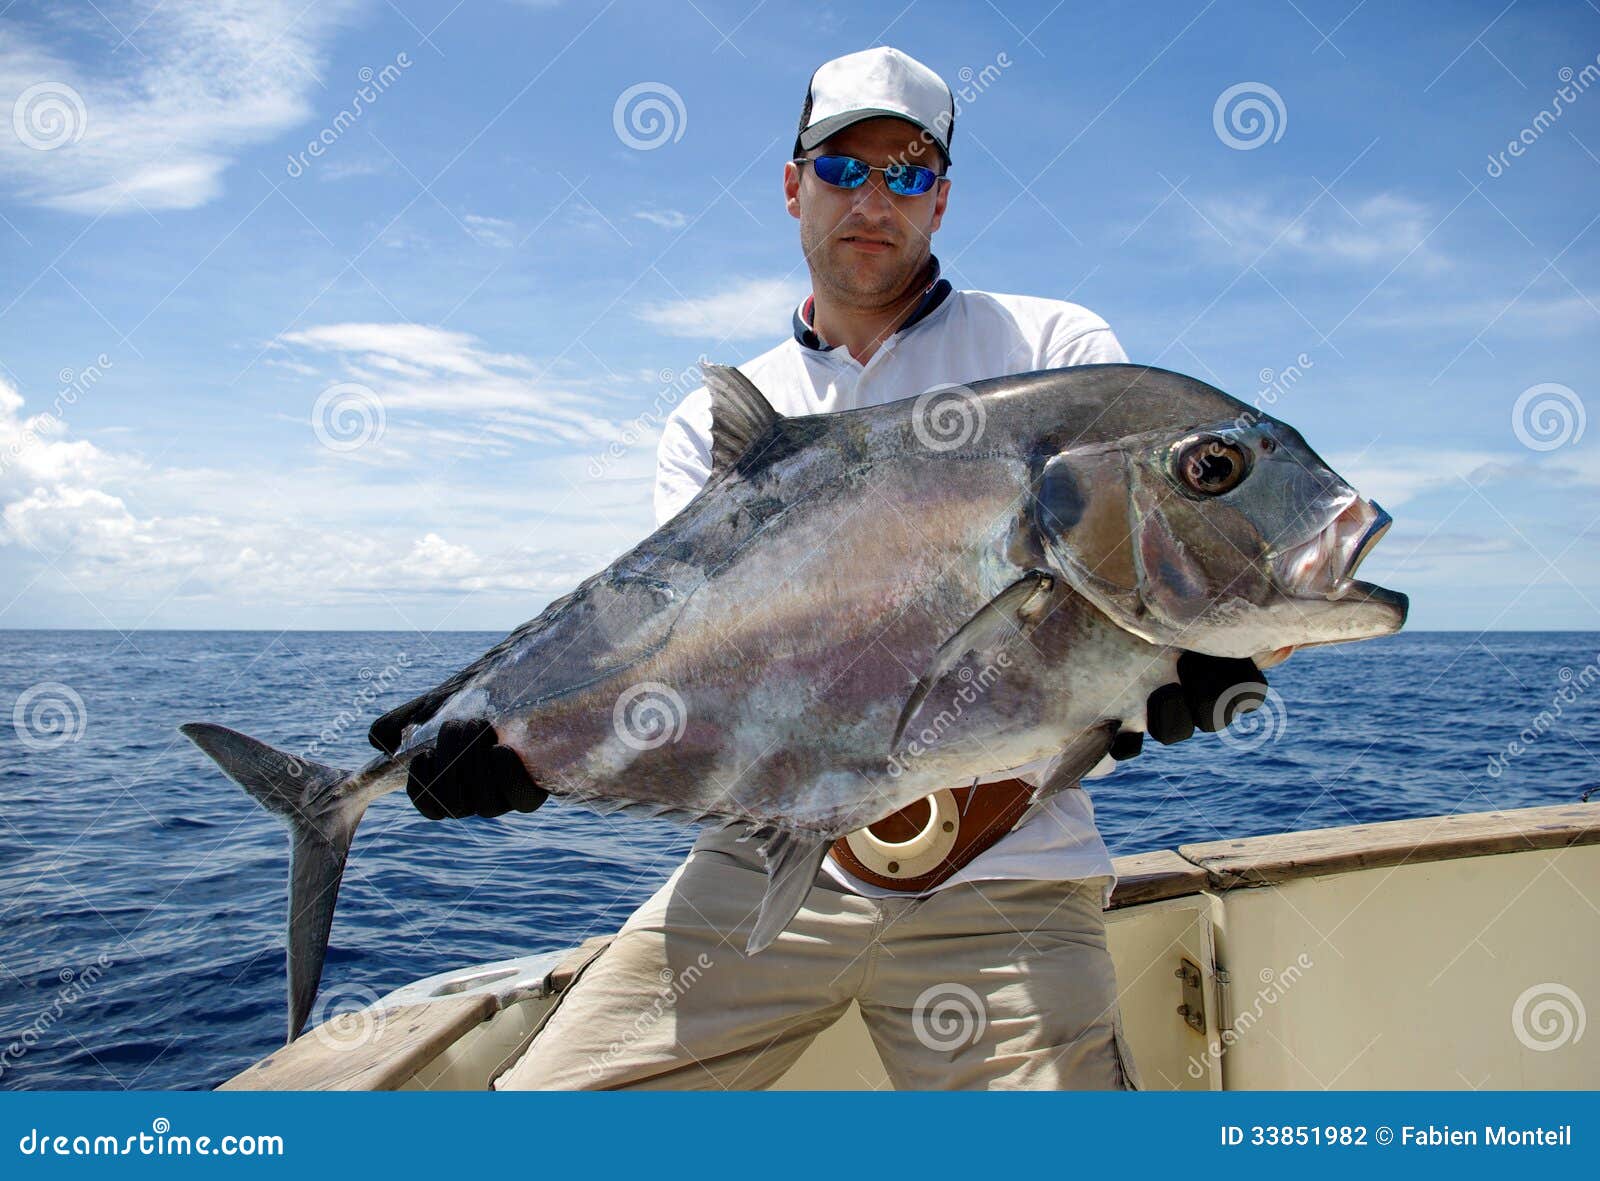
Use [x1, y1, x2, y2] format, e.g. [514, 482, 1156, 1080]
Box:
[1174, 958, 1205, 1033]
[1215, 967, 1233, 1034]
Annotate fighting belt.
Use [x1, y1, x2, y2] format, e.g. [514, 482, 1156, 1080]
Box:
[827, 777, 1044, 892]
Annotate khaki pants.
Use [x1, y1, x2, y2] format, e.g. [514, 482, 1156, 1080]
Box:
[495, 824, 1141, 1091]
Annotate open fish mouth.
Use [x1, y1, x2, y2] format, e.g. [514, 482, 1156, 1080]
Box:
[1275, 497, 1403, 607]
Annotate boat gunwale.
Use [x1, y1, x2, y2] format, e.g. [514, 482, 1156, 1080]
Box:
[1177, 800, 1599, 889]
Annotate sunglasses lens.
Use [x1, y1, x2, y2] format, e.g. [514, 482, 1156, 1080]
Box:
[809, 156, 938, 195]
[886, 164, 937, 195]
[813, 155, 869, 189]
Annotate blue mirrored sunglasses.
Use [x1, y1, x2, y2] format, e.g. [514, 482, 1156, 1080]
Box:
[794, 154, 942, 197]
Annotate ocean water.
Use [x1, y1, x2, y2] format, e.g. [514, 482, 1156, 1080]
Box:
[1, 629, 1595, 1091]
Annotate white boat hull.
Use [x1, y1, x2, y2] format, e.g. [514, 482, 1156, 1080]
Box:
[221, 802, 1600, 1091]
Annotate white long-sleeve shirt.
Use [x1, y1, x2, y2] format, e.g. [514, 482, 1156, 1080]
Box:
[654, 259, 1126, 901]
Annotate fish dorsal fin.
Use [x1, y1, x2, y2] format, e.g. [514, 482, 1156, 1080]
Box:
[704, 363, 782, 477]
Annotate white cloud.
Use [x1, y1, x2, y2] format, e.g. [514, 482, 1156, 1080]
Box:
[0, 1, 361, 214]
[1405, 531, 1519, 558]
[1193, 192, 1442, 270]
[637, 276, 808, 341]
[380, 225, 430, 251]
[0, 378, 129, 488]
[0, 368, 654, 624]
[0, 317, 678, 625]
[1330, 445, 1600, 508]
[264, 356, 319, 377]
[319, 155, 393, 182]
[1358, 291, 1600, 336]
[277, 321, 627, 447]
[633, 208, 689, 230]
[281, 323, 533, 379]
[561, 198, 632, 241]
[462, 213, 516, 248]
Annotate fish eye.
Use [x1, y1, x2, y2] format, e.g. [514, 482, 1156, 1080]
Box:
[1174, 435, 1250, 496]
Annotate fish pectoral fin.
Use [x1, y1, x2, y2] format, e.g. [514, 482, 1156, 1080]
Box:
[1019, 721, 1121, 820]
[745, 827, 831, 956]
[704, 363, 782, 477]
[891, 570, 1055, 753]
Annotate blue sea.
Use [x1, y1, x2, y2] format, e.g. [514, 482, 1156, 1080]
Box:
[1, 629, 1595, 1091]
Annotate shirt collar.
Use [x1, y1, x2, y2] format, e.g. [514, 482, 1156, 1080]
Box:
[792, 255, 953, 352]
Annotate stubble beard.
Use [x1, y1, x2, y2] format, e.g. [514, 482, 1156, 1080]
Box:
[800, 215, 931, 311]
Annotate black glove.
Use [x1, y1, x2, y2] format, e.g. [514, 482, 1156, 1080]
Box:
[1143, 652, 1269, 747]
[405, 718, 549, 820]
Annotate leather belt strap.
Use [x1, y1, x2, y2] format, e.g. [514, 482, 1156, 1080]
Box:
[828, 777, 1045, 893]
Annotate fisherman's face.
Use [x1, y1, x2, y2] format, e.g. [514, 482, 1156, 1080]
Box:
[786, 116, 950, 304]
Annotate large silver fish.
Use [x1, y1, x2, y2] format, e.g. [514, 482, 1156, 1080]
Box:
[182, 363, 1407, 1041]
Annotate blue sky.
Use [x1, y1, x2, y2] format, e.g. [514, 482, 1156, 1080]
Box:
[0, 0, 1596, 631]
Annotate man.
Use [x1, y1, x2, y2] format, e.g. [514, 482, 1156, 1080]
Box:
[405, 47, 1267, 1090]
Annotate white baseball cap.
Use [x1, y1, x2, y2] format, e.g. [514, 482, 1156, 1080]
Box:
[796, 47, 954, 164]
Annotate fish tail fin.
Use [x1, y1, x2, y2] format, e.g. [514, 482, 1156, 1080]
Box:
[179, 722, 362, 1044]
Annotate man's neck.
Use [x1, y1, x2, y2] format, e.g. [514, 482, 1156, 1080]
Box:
[809, 258, 936, 365]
